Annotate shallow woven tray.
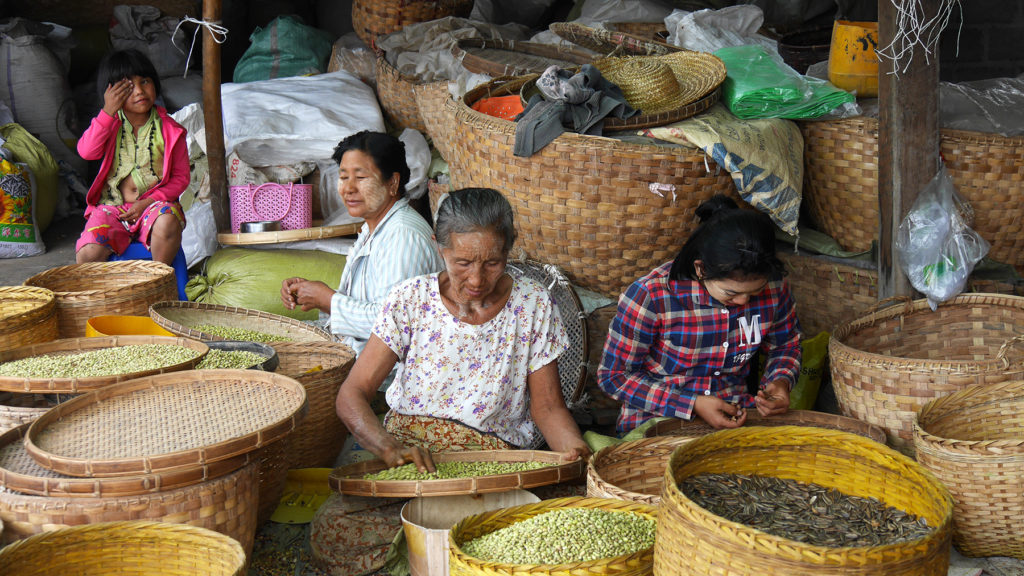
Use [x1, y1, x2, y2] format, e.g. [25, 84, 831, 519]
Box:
[550, 21, 679, 56]
[0, 335, 209, 394]
[452, 38, 593, 77]
[0, 392, 52, 435]
[644, 410, 888, 444]
[449, 496, 657, 575]
[587, 436, 694, 505]
[0, 520, 248, 574]
[149, 301, 333, 343]
[23, 369, 308, 477]
[330, 450, 585, 497]
[0, 286, 58, 353]
[216, 221, 362, 246]
[0, 422, 252, 497]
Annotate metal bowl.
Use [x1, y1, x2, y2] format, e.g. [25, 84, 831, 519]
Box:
[203, 340, 279, 371]
[240, 220, 281, 233]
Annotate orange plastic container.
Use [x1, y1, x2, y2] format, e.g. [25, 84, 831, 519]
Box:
[85, 315, 174, 337]
[828, 20, 879, 97]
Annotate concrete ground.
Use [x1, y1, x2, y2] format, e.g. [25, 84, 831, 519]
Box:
[4, 214, 82, 285]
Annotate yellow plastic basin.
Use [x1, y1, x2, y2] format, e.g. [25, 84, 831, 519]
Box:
[828, 20, 879, 97]
[85, 315, 174, 337]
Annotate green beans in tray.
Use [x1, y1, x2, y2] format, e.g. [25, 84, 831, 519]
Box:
[364, 461, 549, 481]
[461, 508, 656, 564]
[0, 344, 201, 379]
[196, 349, 269, 370]
[190, 324, 290, 342]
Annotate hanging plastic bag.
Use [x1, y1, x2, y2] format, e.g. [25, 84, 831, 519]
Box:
[896, 164, 990, 310]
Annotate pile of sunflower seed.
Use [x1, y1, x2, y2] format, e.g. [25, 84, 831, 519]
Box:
[191, 324, 290, 342]
[364, 461, 548, 481]
[460, 508, 655, 564]
[0, 345, 201, 378]
[680, 473, 934, 547]
[196, 349, 268, 370]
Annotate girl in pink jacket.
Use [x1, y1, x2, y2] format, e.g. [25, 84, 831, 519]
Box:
[75, 49, 189, 266]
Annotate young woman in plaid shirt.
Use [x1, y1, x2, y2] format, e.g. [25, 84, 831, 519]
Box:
[598, 195, 801, 433]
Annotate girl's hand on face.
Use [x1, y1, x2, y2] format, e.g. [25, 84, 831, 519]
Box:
[694, 395, 748, 429]
[103, 78, 132, 116]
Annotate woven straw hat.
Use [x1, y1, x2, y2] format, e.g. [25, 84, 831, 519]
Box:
[593, 51, 727, 116]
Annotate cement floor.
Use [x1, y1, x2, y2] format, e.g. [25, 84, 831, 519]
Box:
[4, 213, 82, 285]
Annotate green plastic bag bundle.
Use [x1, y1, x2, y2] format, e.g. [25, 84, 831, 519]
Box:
[232, 15, 334, 83]
[186, 247, 345, 321]
[715, 45, 855, 119]
[789, 331, 830, 410]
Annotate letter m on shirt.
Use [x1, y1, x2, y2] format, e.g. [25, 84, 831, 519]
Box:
[738, 315, 762, 347]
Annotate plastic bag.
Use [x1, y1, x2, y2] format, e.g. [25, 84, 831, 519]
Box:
[0, 154, 45, 258]
[896, 164, 990, 310]
[789, 331, 829, 410]
[232, 15, 334, 83]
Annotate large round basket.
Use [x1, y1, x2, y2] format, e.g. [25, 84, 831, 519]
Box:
[0, 286, 58, 353]
[643, 410, 888, 444]
[587, 436, 694, 505]
[444, 75, 740, 298]
[413, 76, 455, 159]
[830, 294, 1024, 455]
[24, 261, 178, 338]
[914, 379, 1024, 558]
[449, 496, 657, 576]
[0, 520, 247, 575]
[271, 341, 357, 469]
[375, 48, 441, 134]
[0, 335, 209, 393]
[800, 117, 1024, 273]
[149, 300, 333, 343]
[352, 0, 473, 47]
[655, 426, 953, 576]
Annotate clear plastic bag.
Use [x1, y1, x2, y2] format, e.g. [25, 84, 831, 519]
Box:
[896, 164, 990, 310]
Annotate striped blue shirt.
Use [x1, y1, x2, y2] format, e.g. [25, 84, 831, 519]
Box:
[324, 197, 443, 354]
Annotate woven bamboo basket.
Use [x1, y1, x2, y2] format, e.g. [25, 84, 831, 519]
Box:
[914, 379, 1024, 558]
[24, 261, 178, 338]
[0, 393, 52, 434]
[413, 77, 455, 160]
[587, 436, 694, 505]
[449, 496, 657, 575]
[644, 410, 888, 444]
[830, 294, 1024, 455]
[800, 118, 1024, 273]
[255, 436, 292, 527]
[427, 177, 449, 218]
[149, 300, 333, 342]
[271, 341, 357, 469]
[655, 426, 953, 575]
[0, 286, 58, 352]
[0, 520, 247, 575]
[0, 459, 258, 553]
[352, 0, 473, 47]
[607, 22, 670, 43]
[376, 49, 433, 133]
[444, 75, 740, 298]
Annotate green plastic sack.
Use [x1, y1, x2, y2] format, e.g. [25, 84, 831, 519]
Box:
[714, 45, 855, 120]
[186, 247, 345, 321]
[789, 331, 830, 410]
[232, 15, 334, 83]
[0, 123, 59, 231]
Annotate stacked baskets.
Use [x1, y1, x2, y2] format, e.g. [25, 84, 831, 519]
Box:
[0, 286, 58, 352]
[352, 0, 473, 47]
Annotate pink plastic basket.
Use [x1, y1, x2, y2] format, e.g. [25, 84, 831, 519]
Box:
[229, 182, 313, 233]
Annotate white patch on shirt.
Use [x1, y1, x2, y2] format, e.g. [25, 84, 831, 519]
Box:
[738, 314, 762, 347]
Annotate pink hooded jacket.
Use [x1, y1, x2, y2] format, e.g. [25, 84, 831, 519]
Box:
[77, 105, 189, 215]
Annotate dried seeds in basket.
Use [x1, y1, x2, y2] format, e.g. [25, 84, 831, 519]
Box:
[0, 344, 201, 378]
[190, 324, 291, 342]
[364, 460, 549, 480]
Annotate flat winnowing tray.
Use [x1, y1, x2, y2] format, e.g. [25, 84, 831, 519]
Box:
[23, 370, 307, 477]
[149, 301, 333, 343]
[330, 450, 585, 497]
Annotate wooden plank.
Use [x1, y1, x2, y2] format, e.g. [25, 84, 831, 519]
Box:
[203, 0, 230, 233]
[877, 0, 942, 299]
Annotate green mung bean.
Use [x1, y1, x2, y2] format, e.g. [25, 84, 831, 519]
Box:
[461, 508, 655, 565]
[0, 345, 200, 378]
[191, 324, 290, 342]
[196, 349, 268, 370]
[364, 461, 548, 481]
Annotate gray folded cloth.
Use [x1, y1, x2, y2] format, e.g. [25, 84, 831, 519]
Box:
[513, 65, 636, 157]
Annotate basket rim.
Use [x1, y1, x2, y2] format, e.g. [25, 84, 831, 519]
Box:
[587, 436, 693, 503]
[269, 340, 357, 381]
[799, 115, 1024, 145]
[23, 260, 175, 298]
[23, 369, 308, 477]
[0, 422, 254, 498]
[448, 495, 657, 569]
[330, 449, 585, 497]
[644, 410, 888, 444]
[829, 293, 1024, 371]
[451, 37, 594, 77]
[0, 336, 209, 393]
[663, 425, 953, 561]
[0, 286, 56, 326]
[149, 300, 334, 342]
[913, 379, 1024, 454]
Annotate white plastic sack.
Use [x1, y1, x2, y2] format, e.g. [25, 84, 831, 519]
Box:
[578, 0, 675, 24]
[666, 7, 778, 53]
[220, 71, 385, 167]
[181, 199, 218, 268]
[110, 5, 191, 77]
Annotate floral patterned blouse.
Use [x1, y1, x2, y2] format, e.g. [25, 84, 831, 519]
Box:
[375, 272, 567, 448]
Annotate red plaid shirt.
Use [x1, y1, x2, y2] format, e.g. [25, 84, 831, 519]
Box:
[597, 262, 801, 433]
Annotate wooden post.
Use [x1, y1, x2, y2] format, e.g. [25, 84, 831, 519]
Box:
[203, 0, 229, 233]
[877, 0, 941, 299]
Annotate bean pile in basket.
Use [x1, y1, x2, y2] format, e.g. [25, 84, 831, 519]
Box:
[363, 461, 548, 481]
[191, 324, 290, 342]
[0, 344, 200, 378]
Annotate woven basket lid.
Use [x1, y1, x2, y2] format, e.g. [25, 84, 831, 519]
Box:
[0, 336, 209, 393]
[330, 450, 585, 497]
[452, 38, 594, 77]
[643, 410, 888, 444]
[550, 21, 679, 57]
[0, 422, 253, 497]
[149, 301, 334, 343]
[23, 369, 308, 477]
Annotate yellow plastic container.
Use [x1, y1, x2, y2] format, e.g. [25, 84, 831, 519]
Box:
[828, 20, 879, 97]
[85, 315, 174, 337]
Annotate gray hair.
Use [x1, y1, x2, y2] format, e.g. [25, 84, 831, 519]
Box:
[435, 188, 516, 253]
